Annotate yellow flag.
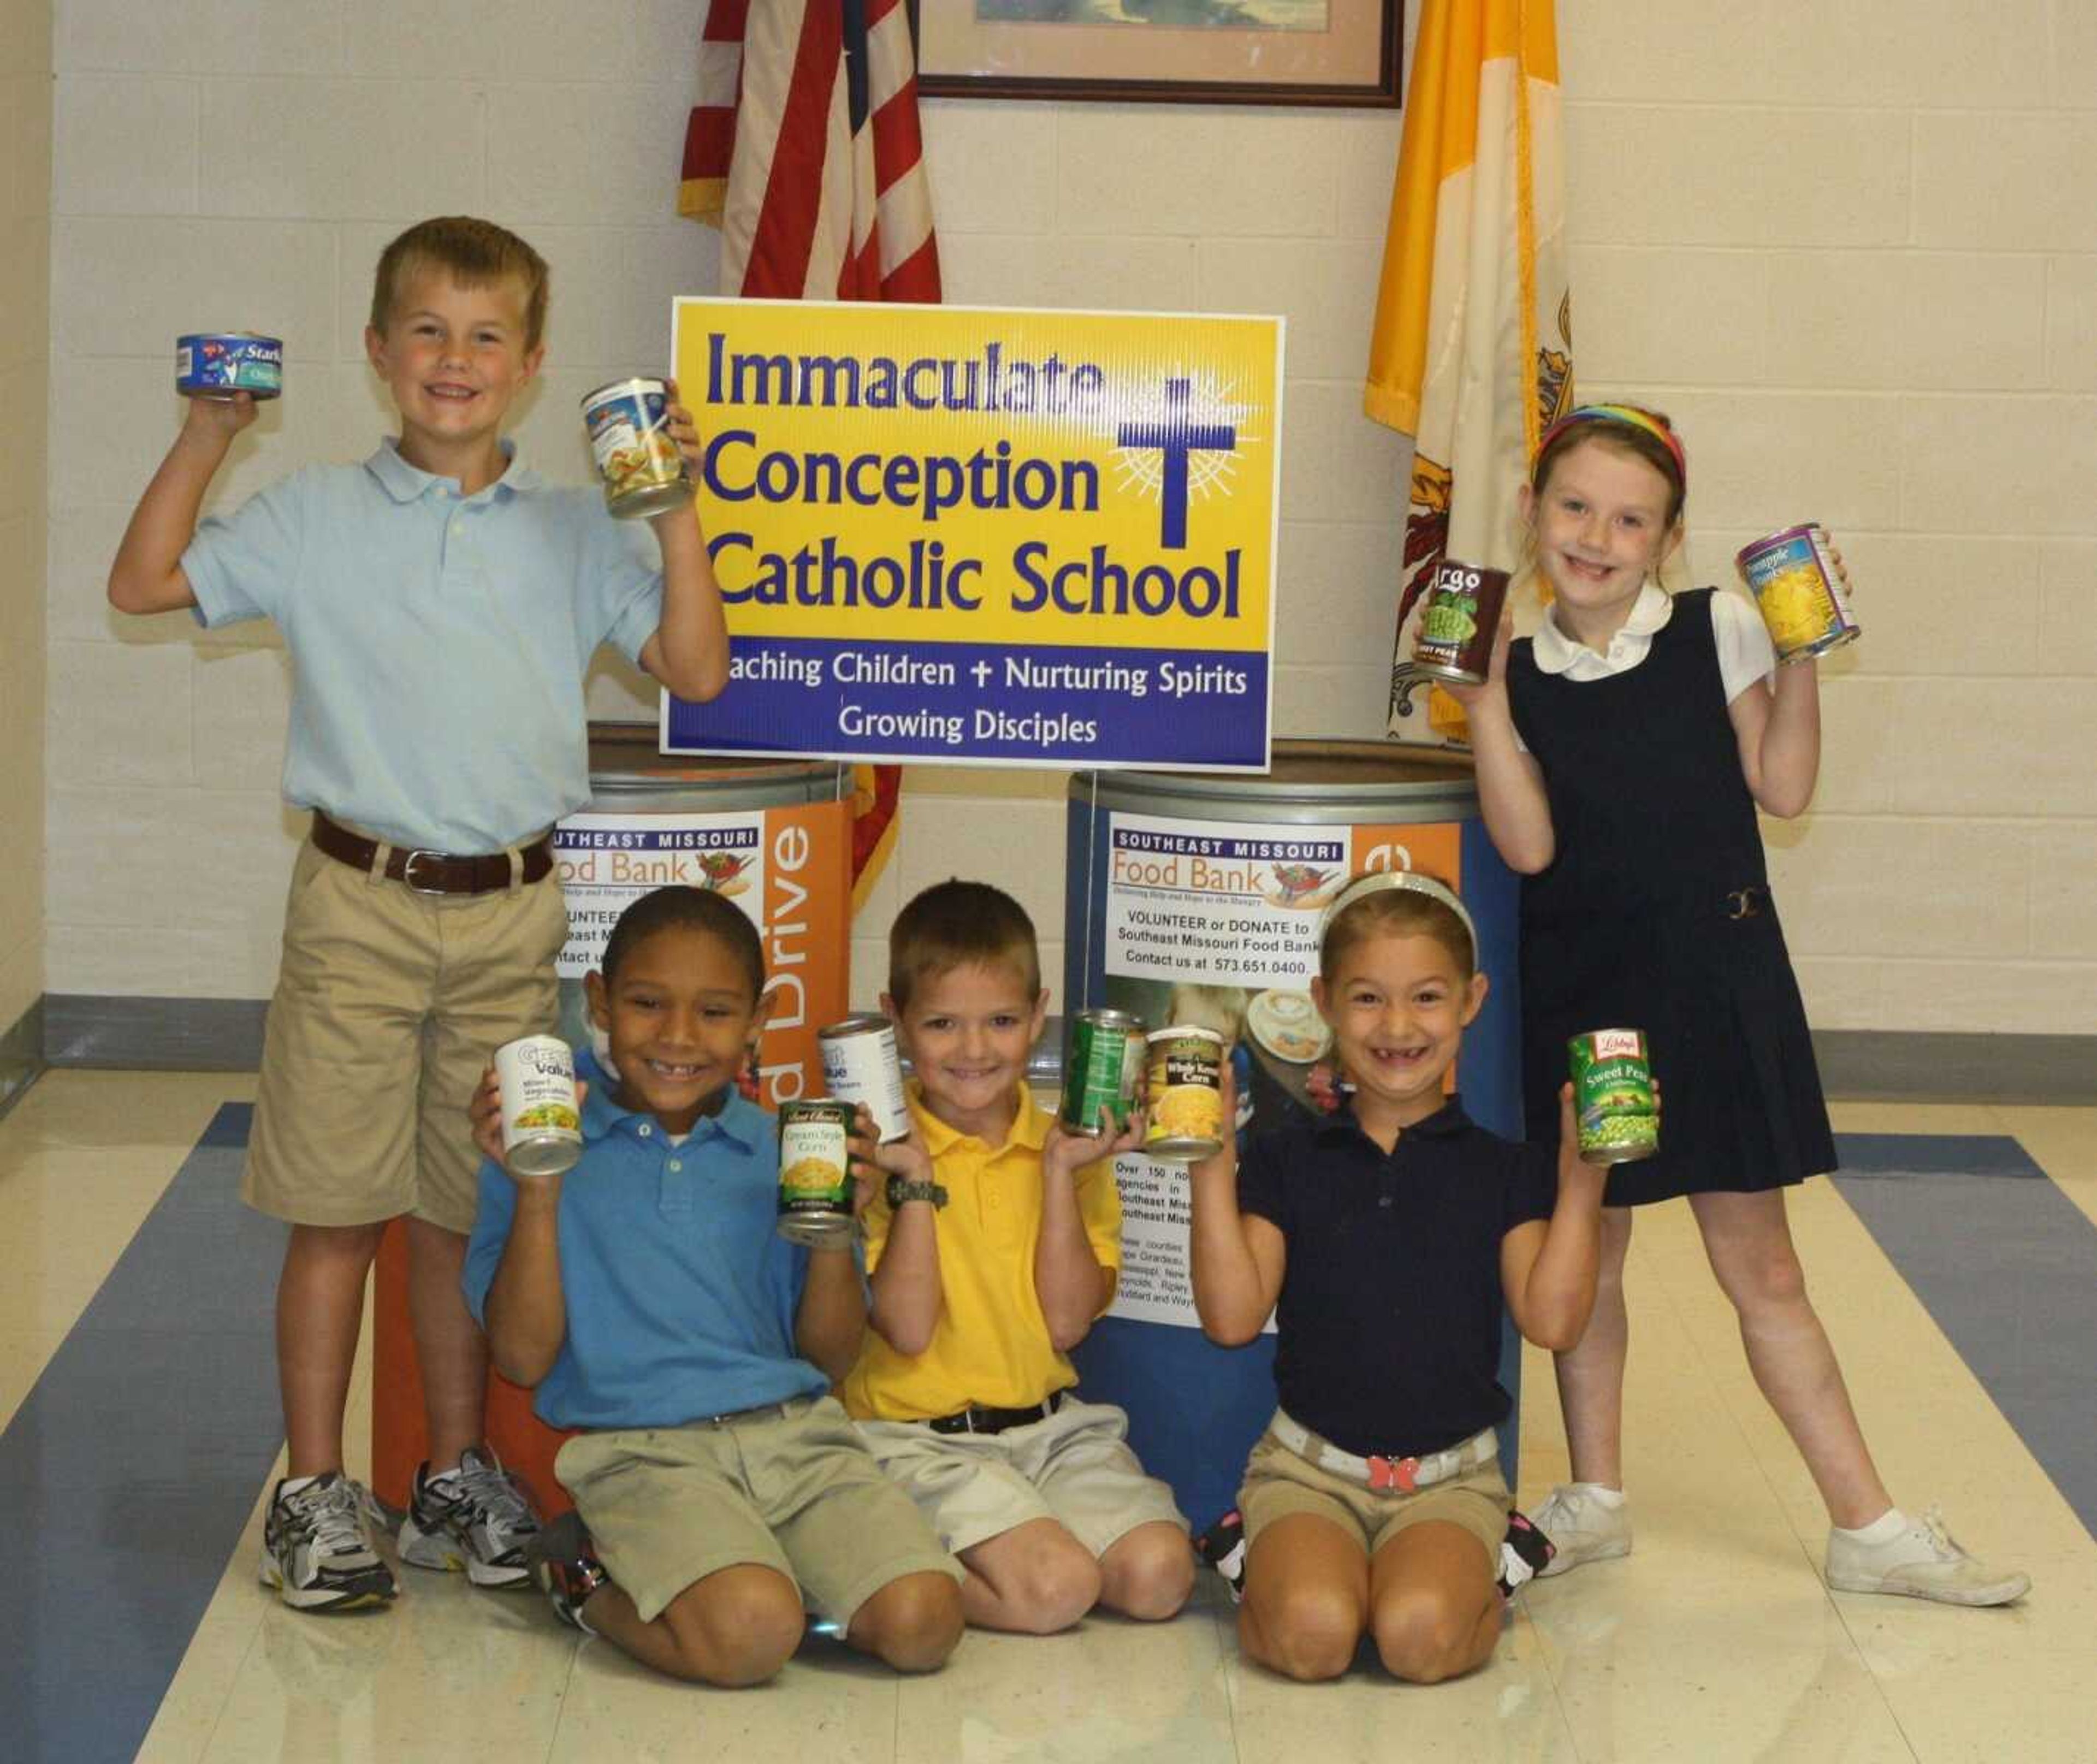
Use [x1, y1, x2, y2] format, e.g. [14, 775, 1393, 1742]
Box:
[1365, 0, 1574, 743]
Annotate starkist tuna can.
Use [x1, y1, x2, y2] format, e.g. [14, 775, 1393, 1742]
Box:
[1411, 558, 1512, 687]
[582, 377, 692, 519]
[176, 333, 283, 400]
[1734, 525, 1861, 666]
[777, 1098, 855, 1244]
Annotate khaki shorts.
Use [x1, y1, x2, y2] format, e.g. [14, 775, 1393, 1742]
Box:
[1239, 1421, 1510, 1566]
[856, 1396, 1188, 1558]
[555, 1396, 964, 1625]
[242, 831, 568, 1234]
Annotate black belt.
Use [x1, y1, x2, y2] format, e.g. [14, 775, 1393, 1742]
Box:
[926, 1391, 1067, 1436]
[311, 811, 554, 895]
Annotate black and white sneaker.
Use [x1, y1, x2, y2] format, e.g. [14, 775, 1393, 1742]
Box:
[1498, 1508, 1557, 1597]
[1195, 1509, 1248, 1605]
[260, 1471, 399, 1613]
[524, 1510, 609, 1634]
[396, 1445, 540, 1588]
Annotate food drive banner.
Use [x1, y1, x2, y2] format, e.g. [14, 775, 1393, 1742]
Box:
[665, 297, 1282, 770]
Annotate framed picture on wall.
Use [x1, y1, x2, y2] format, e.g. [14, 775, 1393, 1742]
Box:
[907, 1, 1402, 108]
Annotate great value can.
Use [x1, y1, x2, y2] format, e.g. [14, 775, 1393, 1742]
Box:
[176, 332, 283, 401]
[819, 1015, 910, 1144]
[582, 377, 692, 519]
[1144, 1027, 1225, 1162]
[1062, 1009, 1146, 1136]
[777, 1098, 855, 1244]
[1734, 525, 1861, 666]
[1411, 558, 1512, 687]
[494, 1035, 583, 1177]
[1568, 1029, 1658, 1165]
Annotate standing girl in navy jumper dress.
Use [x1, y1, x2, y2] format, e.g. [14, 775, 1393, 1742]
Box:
[1454, 403, 2027, 1606]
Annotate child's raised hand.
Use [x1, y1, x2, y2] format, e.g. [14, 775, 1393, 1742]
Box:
[661, 376, 701, 474]
[845, 1101, 932, 1210]
[1442, 605, 1515, 709]
[181, 389, 259, 446]
[1044, 1103, 1146, 1178]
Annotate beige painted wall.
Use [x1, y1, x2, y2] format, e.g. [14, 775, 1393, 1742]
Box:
[39, 0, 2097, 1035]
[1, 0, 49, 1036]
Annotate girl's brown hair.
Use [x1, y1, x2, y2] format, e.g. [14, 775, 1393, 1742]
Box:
[1319, 875, 1476, 982]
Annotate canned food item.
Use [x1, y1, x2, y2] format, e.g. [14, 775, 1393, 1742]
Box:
[1734, 525, 1861, 666]
[494, 1034, 583, 1177]
[777, 1098, 855, 1245]
[1568, 1029, 1658, 1165]
[1144, 1027, 1225, 1162]
[819, 1015, 910, 1144]
[176, 332, 283, 401]
[1411, 557, 1513, 687]
[1062, 1009, 1146, 1136]
[582, 377, 692, 519]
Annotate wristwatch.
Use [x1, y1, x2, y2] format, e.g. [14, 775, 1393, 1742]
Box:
[886, 1175, 949, 1210]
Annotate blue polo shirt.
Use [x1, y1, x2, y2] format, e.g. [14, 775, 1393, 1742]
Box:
[1238, 1096, 1556, 1458]
[462, 1052, 829, 1431]
[182, 439, 663, 854]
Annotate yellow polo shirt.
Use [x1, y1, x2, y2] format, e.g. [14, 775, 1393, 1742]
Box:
[840, 1082, 1123, 1422]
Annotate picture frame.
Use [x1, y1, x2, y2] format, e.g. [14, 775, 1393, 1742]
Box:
[907, 1, 1402, 109]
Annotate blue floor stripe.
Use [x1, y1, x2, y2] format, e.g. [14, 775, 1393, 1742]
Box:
[1, 1104, 285, 1764]
[1832, 1132, 2097, 1542]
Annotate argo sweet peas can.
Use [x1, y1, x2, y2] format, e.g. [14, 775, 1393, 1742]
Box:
[1568, 1029, 1658, 1165]
[1411, 558, 1512, 688]
[1734, 525, 1861, 666]
[176, 333, 283, 401]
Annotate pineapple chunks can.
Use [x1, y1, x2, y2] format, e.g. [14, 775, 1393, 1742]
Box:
[1568, 1029, 1658, 1166]
[1734, 525, 1861, 666]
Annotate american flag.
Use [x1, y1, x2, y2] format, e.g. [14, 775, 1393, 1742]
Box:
[682, 0, 938, 899]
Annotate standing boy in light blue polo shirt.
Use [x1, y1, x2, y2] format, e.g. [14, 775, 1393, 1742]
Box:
[106, 216, 731, 1614]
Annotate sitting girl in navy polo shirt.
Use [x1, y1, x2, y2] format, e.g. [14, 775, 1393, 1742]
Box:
[1187, 872, 1605, 1684]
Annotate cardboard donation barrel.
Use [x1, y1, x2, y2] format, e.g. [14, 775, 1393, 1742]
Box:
[371, 726, 853, 1512]
[1061, 740, 1522, 1529]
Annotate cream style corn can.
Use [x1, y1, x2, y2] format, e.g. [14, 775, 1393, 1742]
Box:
[777, 1099, 855, 1245]
[1143, 1027, 1224, 1162]
[494, 1035, 583, 1177]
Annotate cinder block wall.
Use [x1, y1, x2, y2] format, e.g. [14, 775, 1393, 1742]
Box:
[40, 1, 2097, 1033]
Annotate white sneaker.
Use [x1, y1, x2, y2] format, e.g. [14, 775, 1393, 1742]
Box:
[1824, 1507, 2029, 1607]
[1530, 1484, 1632, 1578]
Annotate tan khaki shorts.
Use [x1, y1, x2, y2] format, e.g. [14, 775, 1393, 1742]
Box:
[1239, 1422, 1510, 1566]
[242, 832, 568, 1234]
[855, 1396, 1188, 1558]
[555, 1396, 964, 1625]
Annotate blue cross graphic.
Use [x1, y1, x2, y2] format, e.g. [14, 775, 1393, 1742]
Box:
[1116, 377, 1236, 550]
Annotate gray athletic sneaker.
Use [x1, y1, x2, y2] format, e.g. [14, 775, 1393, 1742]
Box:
[1529, 1483, 1632, 1578]
[260, 1471, 399, 1613]
[1824, 1507, 2030, 1607]
[397, 1445, 540, 1588]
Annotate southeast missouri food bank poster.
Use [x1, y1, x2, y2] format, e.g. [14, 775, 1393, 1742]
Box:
[665, 298, 1282, 771]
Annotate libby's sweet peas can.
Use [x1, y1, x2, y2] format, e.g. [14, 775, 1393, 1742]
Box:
[1568, 1029, 1658, 1165]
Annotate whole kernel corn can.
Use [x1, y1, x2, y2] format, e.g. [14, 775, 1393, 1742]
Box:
[1062, 1009, 1146, 1136]
[1144, 1027, 1225, 1162]
[494, 1035, 582, 1178]
[777, 1099, 855, 1245]
[1734, 525, 1861, 666]
[1568, 1029, 1658, 1165]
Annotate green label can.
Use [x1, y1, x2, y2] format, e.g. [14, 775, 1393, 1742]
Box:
[1063, 1009, 1146, 1136]
[777, 1098, 855, 1244]
[1144, 1026, 1225, 1162]
[1568, 1029, 1659, 1165]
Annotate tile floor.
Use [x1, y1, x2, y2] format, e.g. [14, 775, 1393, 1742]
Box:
[4, 1074, 2092, 1763]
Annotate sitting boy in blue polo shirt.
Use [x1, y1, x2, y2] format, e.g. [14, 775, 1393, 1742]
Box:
[464, 886, 965, 1683]
[106, 216, 731, 1612]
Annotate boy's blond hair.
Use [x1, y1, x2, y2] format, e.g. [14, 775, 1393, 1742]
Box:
[888, 880, 1040, 1011]
[369, 216, 550, 351]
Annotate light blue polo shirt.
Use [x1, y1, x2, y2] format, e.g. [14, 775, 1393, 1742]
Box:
[183, 439, 663, 853]
[461, 1050, 830, 1432]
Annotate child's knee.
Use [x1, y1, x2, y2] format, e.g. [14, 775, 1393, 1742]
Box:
[662, 1572, 804, 1686]
[1372, 1587, 1489, 1684]
[1248, 1583, 1361, 1682]
[852, 1571, 964, 1671]
[1102, 1525, 1195, 1621]
[1000, 1534, 1104, 1632]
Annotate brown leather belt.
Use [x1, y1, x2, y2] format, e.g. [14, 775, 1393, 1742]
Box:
[310, 811, 554, 895]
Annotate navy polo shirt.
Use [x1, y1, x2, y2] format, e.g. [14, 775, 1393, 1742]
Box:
[1238, 1096, 1556, 1458]
[462, 1050, 830, 1431]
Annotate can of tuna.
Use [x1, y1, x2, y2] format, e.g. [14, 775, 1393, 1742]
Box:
[176, 332, 283, 401]
[1734, 525, 1861, 666]
[1062, 1009, 1146, 1136]
[582, 377, 692, 519]
[494, 1035, 583, 1177]
[1568, 1029, 1658, 1165]
[1411, 557, 1512, 687]
[1144, 1027, 1225, 1162]
[777, 1098, 856, 1245]
[819, 1015, 910, 1144]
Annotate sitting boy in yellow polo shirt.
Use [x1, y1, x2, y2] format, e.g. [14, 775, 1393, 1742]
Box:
[840, 881, 1194, 1634]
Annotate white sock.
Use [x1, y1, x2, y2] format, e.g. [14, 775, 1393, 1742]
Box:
[1570, 1482, 1626, 1507]
[1834, 1508, 1908, 1546]
[279, 1474, 318, 1498]
[426, 1462, 461, 1488]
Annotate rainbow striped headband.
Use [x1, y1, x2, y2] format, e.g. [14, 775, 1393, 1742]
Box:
[1319, 871, 1477, 966]
[1537, 403, 1687, 490]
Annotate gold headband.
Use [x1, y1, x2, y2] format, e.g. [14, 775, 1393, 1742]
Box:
[1319, 870, 1478, 964]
